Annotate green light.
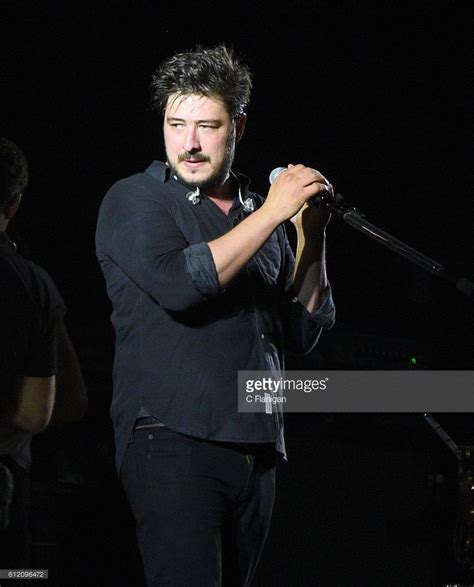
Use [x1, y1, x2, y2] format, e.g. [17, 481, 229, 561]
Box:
[410, 357, 417, 365]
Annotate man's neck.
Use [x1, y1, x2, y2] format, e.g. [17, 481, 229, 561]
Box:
[203, 176, 235, 201]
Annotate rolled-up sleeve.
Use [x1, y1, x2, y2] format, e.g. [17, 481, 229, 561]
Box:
[307, 284, 336, 328]
[280, 284, 336, 355]
[183, 242, 222, 297]
[95, 179, 222, 313]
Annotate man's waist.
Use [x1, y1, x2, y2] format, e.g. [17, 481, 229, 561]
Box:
[132, 417, 277, 457]
[133, 416, 166, 430]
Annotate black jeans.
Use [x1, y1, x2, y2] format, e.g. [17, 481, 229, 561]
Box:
[120, 427, 276, 587]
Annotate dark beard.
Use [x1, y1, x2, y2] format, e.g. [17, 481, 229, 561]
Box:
[169, 127, 236, 190]
[172, 163, 231, 190]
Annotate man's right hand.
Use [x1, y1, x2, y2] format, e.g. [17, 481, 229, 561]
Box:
[261, 164, 331, 225]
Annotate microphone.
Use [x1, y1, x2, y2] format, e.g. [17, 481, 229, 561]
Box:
[269, 166, 331, 189]
[269, 166, 327, 185]
[269, 166, 341, 213]
[269, 166, 287, 184]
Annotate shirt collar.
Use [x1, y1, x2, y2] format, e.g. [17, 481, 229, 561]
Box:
[145, 160, 172, 183]
[144, 160, 255, 214]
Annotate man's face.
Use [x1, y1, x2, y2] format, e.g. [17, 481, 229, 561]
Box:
[163, 93, 239, 190]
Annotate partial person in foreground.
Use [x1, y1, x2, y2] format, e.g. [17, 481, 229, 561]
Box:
[0, 136, 88, 569]
[95, 44, 335, 586]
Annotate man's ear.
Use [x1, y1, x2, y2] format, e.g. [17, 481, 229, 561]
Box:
[4, 193, 22, 220]
[235, 114, 247, 142]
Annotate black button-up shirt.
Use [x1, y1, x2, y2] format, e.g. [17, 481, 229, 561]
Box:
[95, 161, 335, 471]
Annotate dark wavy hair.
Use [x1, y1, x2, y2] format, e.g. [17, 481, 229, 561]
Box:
[149, 44, 252, 120]
[0, 137, 28, 214]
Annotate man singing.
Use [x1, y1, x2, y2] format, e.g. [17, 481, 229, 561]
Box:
[95, 44, 335, 586]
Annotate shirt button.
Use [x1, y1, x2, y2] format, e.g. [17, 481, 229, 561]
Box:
[261, 333, 265, 339]
[291, 297, 298, 303]
[148, 434, 154, 440]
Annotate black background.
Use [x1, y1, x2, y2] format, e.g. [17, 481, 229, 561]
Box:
[2, 1, 473, 585]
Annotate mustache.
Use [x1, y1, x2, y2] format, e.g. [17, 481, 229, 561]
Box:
[178, 152, 209, 163]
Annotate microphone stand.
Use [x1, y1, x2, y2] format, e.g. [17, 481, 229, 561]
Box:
[313, 190, 474, 570]
[311, 191, 473, 298]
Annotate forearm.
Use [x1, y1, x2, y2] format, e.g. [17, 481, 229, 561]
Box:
[208, 206, 280, 287]
[293, 228, 328, 314]
[14, 376, 56, 434]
